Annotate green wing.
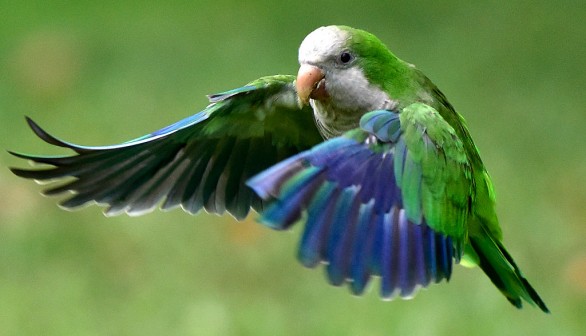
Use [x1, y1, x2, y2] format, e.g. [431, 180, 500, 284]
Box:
[397, 102, 472, 251]
[423, 77, 549, 312]
[247, 102, 472, 298]
[10, 75, 323, 219]
[403, 102, 548, 311]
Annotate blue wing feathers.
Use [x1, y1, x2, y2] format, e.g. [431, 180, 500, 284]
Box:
[440, 235, 454, 281]
[326, 187, 360, 286]
[349, 202, 376, 295]
[397, 210, 422, 297]
[360, 110, 402, 143]
[246, 153, 310, 200]
[297, 183, 338, 267]
[247, 112, 455, 299]
[261, 167, 324, 230]
[412, 223, 428, 288]
[207, 85, 256, 103]
[369, 212, 386, 278]
[14, 86, 458, 302]
[325, 146, 372, 188]
[147, 111, 210, 139]
[305, 138, 357, 167]
[356, 153, 383, 204]
[374, 152, 397, 214]
[379, 211, 395, 298]
[425, 224, 438, 282]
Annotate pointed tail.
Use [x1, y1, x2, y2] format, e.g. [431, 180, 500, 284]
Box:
[468, 224, 550, 313]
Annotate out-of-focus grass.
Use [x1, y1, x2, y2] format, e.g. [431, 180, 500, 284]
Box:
[1, 1, 585, 335]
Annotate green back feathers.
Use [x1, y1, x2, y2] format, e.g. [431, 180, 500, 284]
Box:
[399, 103, 471, 250]
[341, 26, 502, 250]
[420, 74, 503, 240]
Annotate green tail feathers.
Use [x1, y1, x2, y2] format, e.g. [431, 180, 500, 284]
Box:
[468, 226, 550, 313]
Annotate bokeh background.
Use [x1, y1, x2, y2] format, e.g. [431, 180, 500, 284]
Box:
[1, 0, 585, 335]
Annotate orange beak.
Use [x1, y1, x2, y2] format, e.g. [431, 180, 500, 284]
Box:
[296, 64, 327, 106]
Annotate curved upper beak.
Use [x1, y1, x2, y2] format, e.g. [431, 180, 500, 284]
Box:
[296, 64, 326, 106]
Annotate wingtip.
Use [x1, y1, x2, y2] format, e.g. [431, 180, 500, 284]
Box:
[7, 150, 43, 161]
[507, 295, 550, 314]
[7, 149, 23, 158]
[524, 282, 551, 313]
[24, 115, 33, 126]
[8, 166, 24, 177]
[24, 116, 68, 148]
[9, 166, 38, 179]
[24, 116, 43, 137]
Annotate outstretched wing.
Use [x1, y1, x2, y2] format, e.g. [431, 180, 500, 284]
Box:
[10, 75, 323, 220]
[247, 103, 472, 299]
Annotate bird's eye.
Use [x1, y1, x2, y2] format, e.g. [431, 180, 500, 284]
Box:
[339, 51, 354, 64]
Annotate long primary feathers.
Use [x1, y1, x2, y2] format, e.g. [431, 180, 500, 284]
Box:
[9, 25, 548, 312]
[10, 76, 322, 219]
[248, 108, 462, 298]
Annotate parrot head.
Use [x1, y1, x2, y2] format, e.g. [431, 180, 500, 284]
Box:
[295, 25, 405, 137]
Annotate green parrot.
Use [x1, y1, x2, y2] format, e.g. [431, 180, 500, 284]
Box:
[10, 25, 548, 312]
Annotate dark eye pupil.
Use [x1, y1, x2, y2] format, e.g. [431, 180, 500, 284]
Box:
[340, 52, 352, 64]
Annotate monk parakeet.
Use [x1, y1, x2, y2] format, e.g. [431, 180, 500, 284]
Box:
[10, 25, 548, 312]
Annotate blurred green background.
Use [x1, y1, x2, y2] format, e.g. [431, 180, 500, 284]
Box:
[1, 0, 585, 335]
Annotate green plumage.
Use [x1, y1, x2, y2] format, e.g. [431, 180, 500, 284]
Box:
[9, 25, 548, 312]
[340, 27, 547, 312]
[398, 103, 471, 252]
[10, 76, 322, 219]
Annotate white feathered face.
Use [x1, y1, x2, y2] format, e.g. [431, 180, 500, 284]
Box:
[296, 26, 392, 137]
[298, 26, 354, 67]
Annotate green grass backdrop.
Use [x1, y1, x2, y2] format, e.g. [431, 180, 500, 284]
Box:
[1, 0, 585, 335]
